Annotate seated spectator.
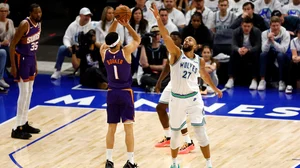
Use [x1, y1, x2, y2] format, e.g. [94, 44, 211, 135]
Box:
[281, 0, 300, 17]
[0, 3, 14, 88]
[132, 0, 156, 26]
[258, 16, 290, 91]
[182, 12, 213, 55]
[51, 7, 95, 80]
[163, 0, 186, 29]
[71, 29, 107, 89]
[201, 45, 219, 93]
[126, 7, 150, 78]
[211, 0, 236, 57]
[225, 17, 262, 89]
[158, 8, 179, 33]
[230, 2, 268, 32]
[285, 28, 300, 93]
[254, 0, 282, 24]
[185, 0, 214, 29]
[95, 6, 125, 47]
[228, 0, 245, 17]
[271, 10, 300, 39]
[139, 26, 168, 91]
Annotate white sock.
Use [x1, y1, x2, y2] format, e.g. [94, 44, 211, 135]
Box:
[23, 81, 34, 115]
[206, 158, 212, 167]
[164, 128, 171, 138]
[127, 152, 134, 164]
[106, 149, 113, 162]
[14, 81, 30, 130]
[183, 133, 191, 144]
[172, 157, 178, 164]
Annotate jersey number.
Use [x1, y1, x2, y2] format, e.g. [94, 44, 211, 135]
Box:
[114, 65, 119, 79]
[30, 42, 39, 51]
[182, 71, 191, 79]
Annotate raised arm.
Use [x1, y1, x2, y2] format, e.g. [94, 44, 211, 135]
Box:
[150, 4, 181, 65]
[10, 20, 29, 77]
[199, 58, 222, 98]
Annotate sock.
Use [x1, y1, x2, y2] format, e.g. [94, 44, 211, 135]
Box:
[23, 81, 34, 116]
[172, 157, 178, 164]
[127, 152, 134, 164]
[206, 158, 212, 167]
[164, 128, 171, 138]
[14, 81, 30, 130]
[183, 133, 191, 144]
[106, 149, 113, 162]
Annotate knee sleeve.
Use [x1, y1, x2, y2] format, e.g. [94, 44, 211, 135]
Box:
[193, 126, 209, 147]
[170, 130, 181, 149]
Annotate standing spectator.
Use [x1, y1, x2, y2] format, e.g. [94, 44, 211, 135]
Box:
[71, 29, 107, 89]
[211, 0, 236, 57]
[185, 0, 214, 29]
[139, 26, 168, 91]
[285, 28, 300, 93]
[163, 0, 186, 29]
[51, 7, 95, 80]
[258, 16, 290, 91]
[230, 2, 269, 32]
[182, 12, 213, 54]
[0, 3, 14, 89]
[254, 0, 282, 23]
[225, 17, 262, 89]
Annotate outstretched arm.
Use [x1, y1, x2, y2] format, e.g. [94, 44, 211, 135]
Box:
[150, 4, 181, 65]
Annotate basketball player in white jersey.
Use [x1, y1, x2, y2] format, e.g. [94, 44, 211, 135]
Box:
[151, 4, 223, 168]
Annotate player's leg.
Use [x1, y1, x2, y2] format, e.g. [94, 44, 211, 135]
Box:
[121, 89, 138, 168]
[155, 83, 171, 147]
[178, 125, 195, 154]
[193, 125, 212, 168]
[105, 90, 120, 168]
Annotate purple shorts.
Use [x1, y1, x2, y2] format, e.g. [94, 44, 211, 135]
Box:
[106, 89, 134, 123]
[14, 52, 36, 82]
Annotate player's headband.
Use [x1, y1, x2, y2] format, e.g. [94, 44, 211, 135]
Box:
[109, 35, 120, 48]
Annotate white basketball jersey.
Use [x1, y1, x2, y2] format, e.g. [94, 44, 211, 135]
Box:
[170, 51, 200, 95]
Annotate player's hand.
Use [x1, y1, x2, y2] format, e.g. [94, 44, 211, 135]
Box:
[10, 66, 17, 78]
[214, 88, 223, 98]
[150, 3, 159, 19]
[117, 18, 129, 26]
[154, 82, 162, 93]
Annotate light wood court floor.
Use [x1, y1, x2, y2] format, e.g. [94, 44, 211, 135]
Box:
[0, 106, 299, 168]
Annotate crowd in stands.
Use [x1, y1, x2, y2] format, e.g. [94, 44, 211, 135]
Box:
[1, 0, 300, 94]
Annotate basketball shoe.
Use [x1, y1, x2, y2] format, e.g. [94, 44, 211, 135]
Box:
[170, 163, 180, 168]
[155, 136, 170, 147]
[105, 160, 114, 168]
[123, 160, 138, 168]
[22, 122, 40, 133]
[11, 126, 32, 139]
[178, 140, 195, 154]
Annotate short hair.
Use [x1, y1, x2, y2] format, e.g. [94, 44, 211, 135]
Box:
[242, 2, 254, 10]
[29, 3, 40, 13]
[170, 31, 181, 39]
[270, 16, 281, 24]
[0, 3, 10, 15]
[218, 0, 229, 4]
[105, 32, 119, 48]
[242, 16, 253, 24]
[159, 8, 168, 14]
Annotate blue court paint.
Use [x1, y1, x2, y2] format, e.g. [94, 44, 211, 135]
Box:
[1, 74, 300, 124]
[8, 108, 97, 168]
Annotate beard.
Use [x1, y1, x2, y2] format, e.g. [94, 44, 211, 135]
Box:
[182, 45, 193, 52]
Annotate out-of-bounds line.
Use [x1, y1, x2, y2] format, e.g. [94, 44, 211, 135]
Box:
[8, 108, 97, 168]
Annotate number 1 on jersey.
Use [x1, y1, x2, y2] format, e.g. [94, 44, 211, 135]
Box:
[114, 65, 119, 79]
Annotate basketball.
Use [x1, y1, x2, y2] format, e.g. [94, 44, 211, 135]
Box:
[114, 5, 132, 21]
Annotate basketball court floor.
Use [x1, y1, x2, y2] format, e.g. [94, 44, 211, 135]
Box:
[0, 74, 299, 168]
